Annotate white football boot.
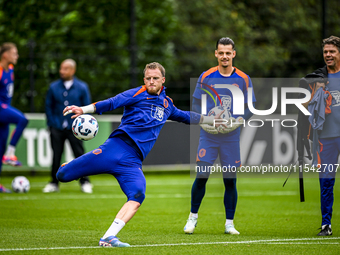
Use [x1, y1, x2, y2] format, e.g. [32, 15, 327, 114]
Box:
[43, 183, 59, 193]
[81, 182, 93, 193]
[184, 213, 198, 234]
[225, 224, 240, 235]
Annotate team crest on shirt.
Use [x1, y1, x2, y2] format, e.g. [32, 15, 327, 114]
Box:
[151, 105, 164, 121]
[330, 91, 340, 107]
[217, 95, 232, 110]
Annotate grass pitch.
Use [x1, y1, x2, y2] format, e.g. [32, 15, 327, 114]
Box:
[0, 172, 339, 254]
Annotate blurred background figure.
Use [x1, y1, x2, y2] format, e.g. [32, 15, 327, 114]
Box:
[43, 59, 93, 193]
[0, 42, 29, 193]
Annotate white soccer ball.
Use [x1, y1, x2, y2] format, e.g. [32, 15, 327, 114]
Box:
[72, 114, 99, 141]
[12, 176, 30, 193]
[208, 106, 230, 120]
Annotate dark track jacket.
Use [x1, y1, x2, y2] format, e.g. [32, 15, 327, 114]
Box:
[46, 77, 91, 130]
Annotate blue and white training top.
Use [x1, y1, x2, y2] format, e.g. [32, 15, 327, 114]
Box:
[95, 85, 201, 160]
[192, 66, 256, 141]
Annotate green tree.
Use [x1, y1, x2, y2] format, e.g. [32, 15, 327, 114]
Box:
[0, 0, 178, 112]
[1, 0, 340, 113]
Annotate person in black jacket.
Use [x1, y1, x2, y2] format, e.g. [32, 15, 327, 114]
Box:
[43, 59, 93, 193]
[299, 35, 340, 236]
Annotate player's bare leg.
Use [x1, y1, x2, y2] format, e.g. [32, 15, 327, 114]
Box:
[116, 200, 141, 223]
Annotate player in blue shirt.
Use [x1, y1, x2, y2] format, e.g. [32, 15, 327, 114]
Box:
[183, 37, 255, 235]
[301, 36, 340, 236]
[0, 43, 29, 193]
[56, 62, 224, 247]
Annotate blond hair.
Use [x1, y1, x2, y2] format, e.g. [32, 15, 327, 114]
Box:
[143, 62, 165, 77]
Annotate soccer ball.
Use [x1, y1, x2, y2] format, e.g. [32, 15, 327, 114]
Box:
[12, 176, 30, 193]
[72, 114, 99, 141]
[208, 106, 230, 120]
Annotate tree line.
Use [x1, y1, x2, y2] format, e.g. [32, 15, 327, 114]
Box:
[1, 0, 339, 112]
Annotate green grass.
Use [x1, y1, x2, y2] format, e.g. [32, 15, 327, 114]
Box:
[0, 172, 339, 254]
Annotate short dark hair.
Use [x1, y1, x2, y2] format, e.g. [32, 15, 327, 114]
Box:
[0, 42, 16, 57]
[144, 62, 166, 77]
[216, 37, 235, 50]
[322, 35, 340, 52]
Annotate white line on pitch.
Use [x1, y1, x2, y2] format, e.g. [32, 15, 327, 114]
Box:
[0, 237, 339, 252]
[131, 237, 340, 247]
[16, 178, 288, 189]
[264, 242, 339, 245]
[0, 191, 296, 201]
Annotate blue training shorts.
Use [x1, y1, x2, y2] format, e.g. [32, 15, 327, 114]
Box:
[196, 135, 241, 167]
[319, 137, 340, 178]
[57, 136, 146, 204]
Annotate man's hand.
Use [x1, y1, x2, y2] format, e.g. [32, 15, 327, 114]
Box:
[199, 109, 229, 134]
[213, 109, 229, 129]
[63, 105, 83, 119]
[315, 82, 325, 91]
[303, 81, 327, 109]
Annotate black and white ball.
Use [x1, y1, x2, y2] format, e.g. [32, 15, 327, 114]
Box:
[12, 176, 30, 193]
[72, 114, 99, 141]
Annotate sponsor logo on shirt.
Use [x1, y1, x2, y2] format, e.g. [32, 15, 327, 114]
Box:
[163, 98, 169, 108]
[330, 90, 340, 107]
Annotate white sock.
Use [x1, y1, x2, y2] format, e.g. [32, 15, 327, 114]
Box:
[190, 212, 198, 218]
[102, 218, 125, 239]
[5, 145, 15, 157]
[226, 219, 233, 225]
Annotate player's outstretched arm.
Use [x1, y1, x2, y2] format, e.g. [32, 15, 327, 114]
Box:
[169, 102, 227, 126]
[63, 104, 96, 119]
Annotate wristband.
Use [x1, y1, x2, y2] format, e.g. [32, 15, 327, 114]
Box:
[201, 116, 215, 125]
[80, 104, 95, 114]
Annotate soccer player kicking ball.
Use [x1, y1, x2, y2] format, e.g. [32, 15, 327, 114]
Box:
[184, 37, 255, 235]
[58, 62, 226, 247]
